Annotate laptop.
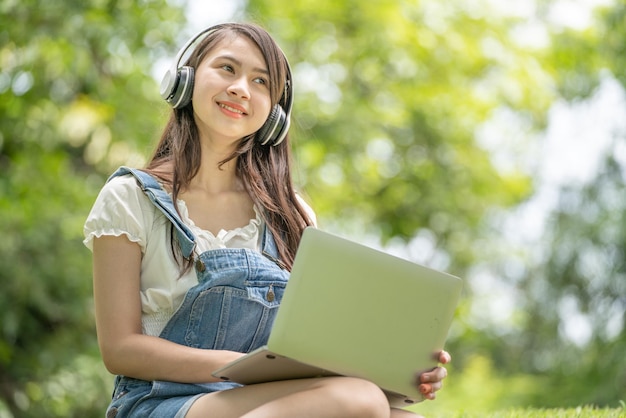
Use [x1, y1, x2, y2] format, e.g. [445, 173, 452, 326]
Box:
[211, 227, 463, 407]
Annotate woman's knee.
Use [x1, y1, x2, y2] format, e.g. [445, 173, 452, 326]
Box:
[316, 376, 390, 418]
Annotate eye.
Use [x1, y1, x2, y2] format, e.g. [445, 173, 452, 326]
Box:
[220, 64, 235, 73]
[253, 77, 268, 86]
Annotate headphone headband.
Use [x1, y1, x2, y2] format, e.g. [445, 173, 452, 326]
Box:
[159, 26, 216, 103]
[159, 25, 293, 146]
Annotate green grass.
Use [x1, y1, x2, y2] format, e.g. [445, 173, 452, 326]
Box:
[422, 406, 626, 417]
[404, 355, 625, 418]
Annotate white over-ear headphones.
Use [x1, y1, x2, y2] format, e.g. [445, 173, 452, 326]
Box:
[159, 25, 293, 146]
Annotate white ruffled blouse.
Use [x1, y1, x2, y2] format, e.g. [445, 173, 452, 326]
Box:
[83, 174, 315, 336]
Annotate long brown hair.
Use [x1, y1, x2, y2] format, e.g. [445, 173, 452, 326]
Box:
[146, 23, 313, 271]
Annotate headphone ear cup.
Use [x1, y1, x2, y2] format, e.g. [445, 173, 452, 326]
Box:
[271, 106, 290, 146]
[160, 68, 177, 101]
[168, 66, 195, 109]
[257, 104, 287, 146]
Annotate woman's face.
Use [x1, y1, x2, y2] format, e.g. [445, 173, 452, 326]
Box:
[191, 34, 273, 146]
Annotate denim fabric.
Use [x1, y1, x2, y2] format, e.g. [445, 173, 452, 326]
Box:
[107, 167, 196, 258]
[104, 168, 289, 418]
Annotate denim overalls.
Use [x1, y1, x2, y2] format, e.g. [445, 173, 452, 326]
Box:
[104, 167, 290, 418]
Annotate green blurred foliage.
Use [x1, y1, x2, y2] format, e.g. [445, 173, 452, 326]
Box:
[248, 0, 626, 408]
[0, 0, 185, 415]
[249, 0, 542, 274]
[509, 155, 626, 406]
[472, 1, 626, 409]
[1, 0, 625, 416]
[411, 355, 625, 417]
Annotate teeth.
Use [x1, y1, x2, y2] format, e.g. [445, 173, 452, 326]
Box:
[219, 103, 244, 114]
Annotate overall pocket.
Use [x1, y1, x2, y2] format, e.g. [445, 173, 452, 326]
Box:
[183, 280, 285, 352]
[162, 249, 290, 353]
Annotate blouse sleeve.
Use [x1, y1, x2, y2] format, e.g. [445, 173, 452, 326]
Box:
[83, 174, 154, 253]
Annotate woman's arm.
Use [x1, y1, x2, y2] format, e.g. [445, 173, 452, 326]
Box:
[92, 235, 244, 382]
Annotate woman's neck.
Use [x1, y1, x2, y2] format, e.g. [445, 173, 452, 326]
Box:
[189, 142, 242, 194]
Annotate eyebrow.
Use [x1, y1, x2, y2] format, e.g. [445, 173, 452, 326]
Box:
[216, 55, 269, 75]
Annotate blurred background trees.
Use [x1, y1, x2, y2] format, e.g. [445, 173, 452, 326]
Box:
[0, 0, 624, 416]
[0, 1, 184, 415]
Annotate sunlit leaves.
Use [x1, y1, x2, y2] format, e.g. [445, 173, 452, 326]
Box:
[249, 0, 541, 273]
[0, 0, 185, 415]
[247, 0, 625, 408]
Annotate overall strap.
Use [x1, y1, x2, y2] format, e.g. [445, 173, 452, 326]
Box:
[260, 225, 287, 269]
[107, 166, 196, 259]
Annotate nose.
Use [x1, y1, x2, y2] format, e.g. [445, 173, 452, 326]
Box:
[227, 77, 250, 100]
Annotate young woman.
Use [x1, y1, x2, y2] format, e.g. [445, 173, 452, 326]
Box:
[84, 22, 450, 418]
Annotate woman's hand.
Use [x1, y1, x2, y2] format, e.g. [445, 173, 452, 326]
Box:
[416, 350, 451, 400]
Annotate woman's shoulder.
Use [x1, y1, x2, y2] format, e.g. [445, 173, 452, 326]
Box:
[84, 170, 157, 251]
[97, 171, 147, 200]
[106, 170, 143, 187]
[89, 170, 159, 218]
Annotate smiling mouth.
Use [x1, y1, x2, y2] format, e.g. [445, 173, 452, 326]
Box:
[218, 103, 246, 115]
